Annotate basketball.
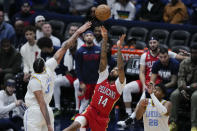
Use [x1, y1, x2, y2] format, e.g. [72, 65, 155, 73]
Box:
[95, 4, 111, 21]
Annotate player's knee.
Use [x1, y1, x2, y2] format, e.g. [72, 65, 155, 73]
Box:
[73, 79, 79, 89]
[123, 85, 131, 94]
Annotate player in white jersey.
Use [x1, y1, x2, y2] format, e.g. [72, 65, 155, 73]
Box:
[23, 22, 92, 131]
[136, 83, 172, 131]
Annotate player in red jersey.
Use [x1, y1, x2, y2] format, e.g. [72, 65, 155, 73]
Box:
[63, 27, 126, 131]
[118, 36, 187, 127]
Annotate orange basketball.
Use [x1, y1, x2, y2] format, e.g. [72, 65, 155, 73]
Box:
[95, 4, 111, 21]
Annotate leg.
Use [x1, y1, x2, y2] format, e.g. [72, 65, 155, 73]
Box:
[73, 79, 80, 111]
[191, 90, 197, 128]
[169, 89, 180, 123]
[0, 118, 19, 131]
[123, 81, 140, 115]
[54, 75, 71, 109]
[63, 116, 87, 131]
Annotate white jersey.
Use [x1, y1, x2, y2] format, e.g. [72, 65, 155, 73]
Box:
[143, 99, 169, 131]
[25, 58, 58, 107]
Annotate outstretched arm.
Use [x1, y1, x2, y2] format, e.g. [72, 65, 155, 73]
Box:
[99, 26, 108, 72]
[53, 22, 92, 64]
[117, 34, 126, 84]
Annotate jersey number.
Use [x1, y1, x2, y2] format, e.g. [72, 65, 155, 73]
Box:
[149, 119, 158, 126]
[98, 96, 108, 107]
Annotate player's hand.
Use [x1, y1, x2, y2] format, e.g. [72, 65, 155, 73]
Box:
[117, 34, 126, 47]
[100, 26, 108, 39]
[147, 82, 154, 94]
[23, 73, 31, 82]
[140, 99, 148, 108]
[80, 83, 86, 92]
[142, 84, 147, 92]
[15, 100, 23, 106]
[77, 22, 92, 34]
[47, 125, 53, 131]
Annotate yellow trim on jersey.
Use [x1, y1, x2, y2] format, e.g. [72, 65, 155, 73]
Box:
[31, 76, 41, 84]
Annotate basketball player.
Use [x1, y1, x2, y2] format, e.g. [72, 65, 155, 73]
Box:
[136, 83, 172, 131]
[23, 22, 92, 131]
[118, 36, 186, 127]
[63, 27, 126, 131]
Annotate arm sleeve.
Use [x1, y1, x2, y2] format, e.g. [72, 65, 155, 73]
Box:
[0, 93, 16, 115]
[45, 58, 58, 71]
[168, 51, 177, 59]
[115, 77, 126, 95]
[150, 93, 167, 115]
[140, 53, 146, 65]
[97, 67, 109, 84]
[75, 50, 83, 82]
[29, 78, 42, 92]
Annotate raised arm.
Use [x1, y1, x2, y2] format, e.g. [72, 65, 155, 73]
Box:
[117, 34, 126, 84]
[53, 22, 92, 64]
[99, 26, 108, 72]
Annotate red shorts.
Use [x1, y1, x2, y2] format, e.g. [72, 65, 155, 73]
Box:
[80, 106, 109, 131]
[65, 74, 77, 85]
[78, 84, 96, 100]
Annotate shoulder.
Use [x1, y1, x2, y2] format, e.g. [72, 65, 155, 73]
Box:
[170, 58, 179, 64]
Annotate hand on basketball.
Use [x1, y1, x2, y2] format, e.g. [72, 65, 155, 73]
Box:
[140, 99, 148, 108]
[117, 34, 126, 47]
[77, 22, 92, 34]
[100, 26, 108, 39]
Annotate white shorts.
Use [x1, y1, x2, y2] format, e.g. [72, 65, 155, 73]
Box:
[24, 106, 54, 131]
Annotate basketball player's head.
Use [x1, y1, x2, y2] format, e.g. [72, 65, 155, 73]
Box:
[149, 36, 159, 52]
[159, 46, 169, 66]
[153, 83, 167, 100]
[33, 58, 45, 73]
[190, 43, 197, 64]
[5, 79, 16, 96]
[108, 67, 119, 81]
[83, 30, 94, 45]
[37, 37, 53, 53]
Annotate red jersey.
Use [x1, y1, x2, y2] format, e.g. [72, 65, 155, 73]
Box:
[90, 79, 121, 117]
[145, 51, 160, 85]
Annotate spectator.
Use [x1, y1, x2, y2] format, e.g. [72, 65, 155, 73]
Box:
[163, 0, 188, 24]
[12, 2, 36, 26]
[41, 22, 61, 47]
[170, 43, 197, 131]
[35, 15, 45, 40]
[93, 25, 102, 47]
[69, 0, 94, 16]
[112, 0, 136, 21]
[0, 79, 24, 131]
[0, 9, 15, 42]
[11, 20, 26, 50]
[150, 46, 179, 99]
[136, 0, 164, 22]
[46, 0, 70, 14]
[0, 39, 22, 88]
[20, 26, 41, 82]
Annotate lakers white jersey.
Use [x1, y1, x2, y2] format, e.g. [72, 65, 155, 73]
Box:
[143, 99, 169, 131]
[25, 58, 57, 107]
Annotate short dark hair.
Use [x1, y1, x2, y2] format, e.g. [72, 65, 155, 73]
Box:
[190, 43, 197, 50]
[1, 38, 11, 47]
[155, 83, 167, 97]
[33, 58, 45, 73]
[159, 46, 168, 54]
[24, 25, 36, 34]
[37, 37, 53, 49]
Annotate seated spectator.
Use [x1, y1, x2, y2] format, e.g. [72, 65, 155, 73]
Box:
[0, 39, 22, 88]
[0, 79, 24, 131]
[112, 0, 136, 21]
[169, 43, 197, 131]
[189, 4, 197, 25]
[136, 0, 164, 22]
[11, 20, 26, 50]
[163, 0, 188, 24]
[69, 0, 94, 16]
[0, 8, 15, 42]
[35, 15, 45, 40]
[41, 22, 61, 47]
[12, 2, 36, 26]
[150, 46, 179, 99]
[20, 26, 41, 82]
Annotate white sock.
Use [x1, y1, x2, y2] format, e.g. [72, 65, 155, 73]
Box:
[126, 108, 132, 115]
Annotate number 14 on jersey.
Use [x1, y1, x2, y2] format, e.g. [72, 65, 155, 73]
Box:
[98, 96, 108, 107]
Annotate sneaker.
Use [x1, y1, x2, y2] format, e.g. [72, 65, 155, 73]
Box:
[53, 108, 61, 117]
[117, 116, 134, 128]
[191, 127, 197, 131]
[169, 122, 177, 131]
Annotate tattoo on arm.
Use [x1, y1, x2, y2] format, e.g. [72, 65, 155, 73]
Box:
[117, 45, 125, 84]
[99, 38, 108, 72]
